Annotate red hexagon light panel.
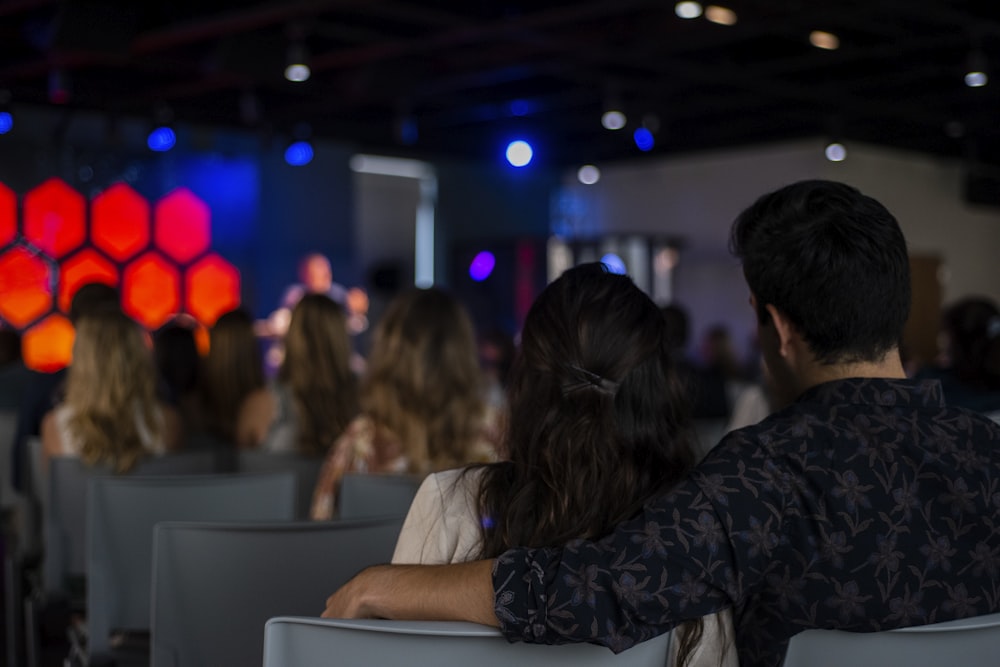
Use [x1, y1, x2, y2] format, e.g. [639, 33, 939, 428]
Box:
[0, 179, 241, 371]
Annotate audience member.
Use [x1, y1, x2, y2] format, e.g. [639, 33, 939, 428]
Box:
[324, 180, 1000, 667]
[10, 282, 120, 491]
[391, 264, 732, 667]
[915, 296, 1000, 420]
[41, 310, 182, 472]
[477, 326, 516, 411]
[310, 287, 495, 520]
[200, 308, 265, 444]
[237, 293, 357, 456]
[153, 316, 204, 438]
[661, 304, 730, 420]
[0, 326, 35, 410]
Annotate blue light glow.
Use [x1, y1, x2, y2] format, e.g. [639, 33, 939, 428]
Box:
[633, 127, 655, 152]
[0, 111, 12, 135]
[284, 141, 314, 166]
[601, 253, 627, 275]
[469, 251, 496, 281]
[147, 126, 176, 152]
[505, 140, 533, 167]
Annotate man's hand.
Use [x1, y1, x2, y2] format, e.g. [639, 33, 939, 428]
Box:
[321, 561, 500, 627]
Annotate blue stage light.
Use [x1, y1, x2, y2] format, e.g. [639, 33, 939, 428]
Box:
[505, 140, 533, 167]
[284, 141, 314, 166]
[469, 251, 496, 281]
[633, 127, 654, 152]
[147, 126, 176, 152]
[0, 111, 12, 135]
[601, 253, 627, 275]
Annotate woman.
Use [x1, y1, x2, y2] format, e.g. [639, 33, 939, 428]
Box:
[237, 293, 357, 456]
[391, 263, 733, 667]
[201, 308, 265, 443]
[310, 287, 495, 520]
[41, 310, 182, 472]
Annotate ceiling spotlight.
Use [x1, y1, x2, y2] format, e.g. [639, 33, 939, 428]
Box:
[825, 142, 846, 162]
[965, 51, 988, 87]
[0, 111, 12, 135]
[705, 5, 737, 25]
[601, 109, 626, 130]
[285, 140, 314, 166]
[675, 2, 703, 19]
[809, 30, 840, 50]
[577, 164, 601, 185]
[284, 41, 311, 82]
[633, 127, 655, 152]
[505, 140, 533, 167]
[147, 126, 176, 152]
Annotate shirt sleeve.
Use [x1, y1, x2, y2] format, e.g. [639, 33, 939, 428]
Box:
[491, 439, 770, 652]
[392, 473, 450, 564]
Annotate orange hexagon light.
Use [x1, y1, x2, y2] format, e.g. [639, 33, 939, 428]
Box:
[0, 246, 53, 328]
[154, 188, 210, 264]
[91, 183, 150, 262]
[185, 253, 241, 325]
[23, 313, 75, 372]
[122, 251, 181, 330]
[0, 182, 15, 247]
[23, 178, 86, 258]
[58, 248, 120, 312]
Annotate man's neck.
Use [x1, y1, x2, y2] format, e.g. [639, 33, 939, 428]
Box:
[797, 351, 907, 394]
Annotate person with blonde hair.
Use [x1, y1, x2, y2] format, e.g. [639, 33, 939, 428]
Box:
[41, 310, 182, 472]
[237, 293, 357, 456]
[200, 308, 265, 443]
[310, 287, 495, 520]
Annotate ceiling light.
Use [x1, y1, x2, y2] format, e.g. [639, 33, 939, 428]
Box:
[675, 2, 703, 19]
[601, 110, 626, 130]
[809, 30, 840, 50]
[633, 127, 655, 152]
[577, 165, 601, 185]
[284, 140, 314, 166]
[825, 142, 846, 162]
[705, 6, 737, 25]
[0, 111, 13, 135]
[965, 51, 988, 87]
[505, 140, 533, 167]
[284, 42, 311, 82]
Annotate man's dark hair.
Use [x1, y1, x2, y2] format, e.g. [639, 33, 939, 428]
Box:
[729, 180, 911, 364]
[69, 282, 120, 323]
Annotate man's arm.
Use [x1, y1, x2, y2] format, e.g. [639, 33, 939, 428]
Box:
[323, 560, 499, 626]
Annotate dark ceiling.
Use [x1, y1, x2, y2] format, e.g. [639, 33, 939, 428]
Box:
[2, 0, 1000, 168]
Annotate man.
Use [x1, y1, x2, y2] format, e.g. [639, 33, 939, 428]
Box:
[324, 180, 1000, 667]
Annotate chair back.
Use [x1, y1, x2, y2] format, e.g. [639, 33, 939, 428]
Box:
[43, 451, 219, 595]
[236, 450, 323, 518]
[0, 410, 18, 512]
[263, 617, 673, 667]
[150, 517, 404, 667]
[338, 472, 423, 519]
[781, 612, 1000, 667]
[86, 472, 296, 659]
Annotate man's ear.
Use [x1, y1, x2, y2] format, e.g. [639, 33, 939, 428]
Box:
[764, 304, 798, 358]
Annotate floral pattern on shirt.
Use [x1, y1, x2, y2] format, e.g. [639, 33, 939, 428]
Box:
[492, 378, 1000, 667]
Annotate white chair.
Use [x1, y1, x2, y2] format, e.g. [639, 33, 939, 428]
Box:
[338, 472, 424, 519]
[86, 472, 296, 662]
[150, 517, 404, 667]
[782, 612, 1000, 667]
[263, 616, 673, 667]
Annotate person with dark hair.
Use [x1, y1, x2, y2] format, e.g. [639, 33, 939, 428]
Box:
[0, 327, 35, 410]
[914, 296, 1000, 421]
[322, 180, 1000, 667]
[391, 264, 731, 667]
[200, 308, 265, 443]
[154, 316, 203, 438]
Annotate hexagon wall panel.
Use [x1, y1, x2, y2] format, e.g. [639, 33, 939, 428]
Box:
[0, 182, 15, 247]
[92, 183, 150, 261]
[2, 178, 240, 371]
[122, 251, 181, 330]
[185, 253, 241, 325]
[58, 248, 120, 312]
[0, 246, 53, 328]
[23, 313, 74, 373]
[154, 188, 210, 263]
[24, 178, 86, 258]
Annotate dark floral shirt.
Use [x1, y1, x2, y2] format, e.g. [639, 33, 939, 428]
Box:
[492, 378, 1000, 667]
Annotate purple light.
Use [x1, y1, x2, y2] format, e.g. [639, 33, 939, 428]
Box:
[469, 251, 496, 281]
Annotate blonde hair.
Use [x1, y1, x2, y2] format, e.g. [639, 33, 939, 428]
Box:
[280, 294, 358, 456]
[65, 311, 161, 473]
[362, 287, 486, 473]
[202, 308, 264, 441]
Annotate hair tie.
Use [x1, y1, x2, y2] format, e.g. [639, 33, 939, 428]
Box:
[561, 365, 620, 396]
[988, 315, 1000, 339]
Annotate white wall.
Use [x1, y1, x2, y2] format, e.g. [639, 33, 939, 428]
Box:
[558, 139, 1000, 362]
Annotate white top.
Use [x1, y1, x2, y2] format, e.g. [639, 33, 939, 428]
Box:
[392, 468, 738, 667]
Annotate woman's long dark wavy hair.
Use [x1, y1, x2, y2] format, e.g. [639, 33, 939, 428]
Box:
[472, 262, 704, 666]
